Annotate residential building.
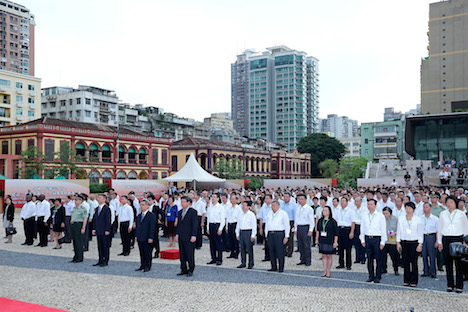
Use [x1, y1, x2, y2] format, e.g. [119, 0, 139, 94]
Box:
[0, 70, 40, 126]
[361, 120, 404, 161]
[170, 137, 271, 178]
[0, 0, 35, 76]
[319, 114, 359, 138]
[203, 112, 233, 130]
[233, 45, 319, 151]
[0, 117, 172, 181]
[41, 85, 119, 126]
[270, 149, 311, 179]
[405, 112, 468, 162]
[421, 0, 468, 114]
[384, 107, 402, 122]
[338, 137, 361, 157]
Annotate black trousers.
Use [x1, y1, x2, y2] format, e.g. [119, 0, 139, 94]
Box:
[209, 223, 223, 262]
[71, 222, 84, 261]
[227, 222, 239, 256]
[120, 221, 131, 255]
[268, 231, 286, 271]
[256, 219, 264, 244]
[297, 225, 311, 265]
[285, 220, 294, 256]
[365, 236, 383, 279]
[382, 244, 399, 273]
[196, 216, 203, 248]
[442, 235, 464, 289]
[138, 240, 153, 270]
[37, 216, 48, 246]
[338, 227, 352, 268]
[97, 234, 110, 265]
[83, 221, 90, 250]
[422, 233, 437, 276]
[153, 226, 160, 256]
[401, 240, 419, 285]
[179, 239, 195, 273]
[24, 217, 35, 245]
[240, 230, 254, 267]
[63, 216, 72, 242]
[263, 223, 270, 260]
[353, 225, 366, 262]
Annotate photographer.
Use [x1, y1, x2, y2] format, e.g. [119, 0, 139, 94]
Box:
[437, 195, 468, 293]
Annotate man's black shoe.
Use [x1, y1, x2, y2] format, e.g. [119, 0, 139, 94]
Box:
[187, 272, 193, 277]
[99, 263, 108, 267]
[143, 268, 150, 272]
[336, 265, 345, 269]
[207, 260, 217, 265]
[374, 278, 380, 283]
[135, 267, 144, 271]
[93, 263, 102, 266]
[268, 268, 277, 272]
[69, 260, 76, 263]
[261, 258, 270, 262]
[247, 265, 253, 269]
[366, 278, 374, 282]
[237, 264, 246, 268]
[216, 261, 222, 266]
[297, 262, 306, 265]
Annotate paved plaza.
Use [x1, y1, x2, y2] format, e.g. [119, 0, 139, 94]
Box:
[1, 218, 467, 311]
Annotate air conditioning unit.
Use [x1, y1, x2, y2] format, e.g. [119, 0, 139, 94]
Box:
[16, 115, 24, 120]
[29, 91, 36, 96]
[17, 102, 23, 107]
[16, 89, 23, 94]
[0, 86, 7, 92]
[29, 104, 35, 109]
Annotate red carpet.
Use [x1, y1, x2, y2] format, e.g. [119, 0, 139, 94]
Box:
[0, 297, 68, 312]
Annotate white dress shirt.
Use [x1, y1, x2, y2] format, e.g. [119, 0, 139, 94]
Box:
[193, 199, 207, 217]
[294, 204, 315, 232]
[36, 200, 51, 222]
[207, 203, 226, 230]
[110, 198, 120, 216]
[353, 205, 369, 225]
[393, 207, 407, 219]
[380, 200, 396, 212]
[64, 201, 75, 216]
[437, 209, 468, 244]
[414, 201, 424, 217]
[258, 203, 272, 222]
[265, 209, 290, 237]
[20, 201, 37, 219]
[396, 215, 423, 244]
[334, 206, 356, 227]
[422, 214, 438, 235]
[360, 210, 387, 246]
[119, 204, 134, 230]
[226, 204, 242, 224]
[82, 201, 90, 216]
[235, 210, 257, 238]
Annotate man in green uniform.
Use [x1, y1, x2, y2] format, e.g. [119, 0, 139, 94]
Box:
[70, 195, 88, 263]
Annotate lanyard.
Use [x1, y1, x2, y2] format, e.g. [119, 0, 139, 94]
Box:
[424, 216, 429, 230]
[406, 216, 412, 230]
[272, 211, 279, 221]
[299, 206, 304, 218]
[356, 208, 361, 219]
[322, 219, 329, 230]
[448, 210, 458, 225]
[368, 212, 375, 225]
[340, 208, 346, 220]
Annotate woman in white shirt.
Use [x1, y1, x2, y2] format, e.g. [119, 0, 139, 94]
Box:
[397, 202, 423, 287]
[437, 195, 468, 293]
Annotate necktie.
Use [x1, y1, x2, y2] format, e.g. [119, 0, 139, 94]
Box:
[141, 213, 144, 222]
[182, 209, 187, 219]
[98, 207, 102, 215]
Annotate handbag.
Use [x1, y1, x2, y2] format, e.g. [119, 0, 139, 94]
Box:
[6, 225, 17, 235]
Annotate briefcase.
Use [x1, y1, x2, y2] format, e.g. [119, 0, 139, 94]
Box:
[6, 225, 17, 235]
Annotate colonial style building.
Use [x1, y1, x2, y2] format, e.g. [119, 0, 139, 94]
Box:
[171, 137, 271, 178]
[270, 149, 311, 179]
[0, 117, 171, 183]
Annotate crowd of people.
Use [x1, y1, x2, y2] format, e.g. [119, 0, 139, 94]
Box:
[2, 184, 468, 293]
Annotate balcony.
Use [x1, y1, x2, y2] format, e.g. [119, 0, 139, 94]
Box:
[16, 102, 23, 107]
[29, 104, 35, 109]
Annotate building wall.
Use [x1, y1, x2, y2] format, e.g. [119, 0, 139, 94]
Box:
[361, 120, 404, 161]
[0, 122, 172, 182]
[0, 70, 40, 126]
[338, 137, 361, 157]
[270, 149, 311, 179]
[421, 0, 468, 114]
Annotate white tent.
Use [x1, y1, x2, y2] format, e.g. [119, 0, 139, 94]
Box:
[163, 153, 225, 189]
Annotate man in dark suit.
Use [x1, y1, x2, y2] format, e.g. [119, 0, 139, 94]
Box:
[175, 196, 198, 277]
[135, 199, 156, 272]
[148, 195, 164, 259]
[92, 194, 111, 267]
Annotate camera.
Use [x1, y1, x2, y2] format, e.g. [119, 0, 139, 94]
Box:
[449, 235, 468, 264]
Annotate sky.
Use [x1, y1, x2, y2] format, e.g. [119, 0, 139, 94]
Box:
[21, 0, 436, 124]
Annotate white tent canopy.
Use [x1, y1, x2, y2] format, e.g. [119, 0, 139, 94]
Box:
[163, 153, 225, 186]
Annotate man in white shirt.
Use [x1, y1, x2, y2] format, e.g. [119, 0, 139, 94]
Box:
[206, 193, 226, 266]
[235, 200, 257, 269]
[60, 195, 75, 244]
[118, 195, 134, 257]
[335, 197, 356, 270]
[353, 196, 368, 264]
[380, 192, 396, 212]
[226, 195, 242, 259]
[129, 194, 141, 215]
[35, 194, 51, 247]
[265, 200, 290, 273]
[259, 194, 273, 262]
[80, 194, 91, 251]
[360, 199, 387, 283]
[21, 194, 37, 245]
[393, 197, 407, 220]
[413, 192, 424, 217]
[193, 192, 206, 249]
[294, 194, 314, 266]
[421, 202, 438, 278]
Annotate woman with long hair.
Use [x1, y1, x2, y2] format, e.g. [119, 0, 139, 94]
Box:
[315, 206, 338, 278]
[3, 196, 15, 243]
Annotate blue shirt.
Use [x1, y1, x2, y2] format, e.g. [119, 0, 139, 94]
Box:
[166, 205, 178, 222]
[281, 201, 297, 221]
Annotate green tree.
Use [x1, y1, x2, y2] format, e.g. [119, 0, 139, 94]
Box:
[54, 142, 79, 178]
[19, 146, 45, 179]
[337, 156, 368, 188]
[213, 157, 243, 179]
[318, 159, 338, 178]
[297, 133, 346, 176]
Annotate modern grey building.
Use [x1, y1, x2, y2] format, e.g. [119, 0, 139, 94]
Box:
[41, 85, 119, 126]
[421, 0, 468, 114]
[232, 46, 319, 151]
[319, 114, 359, 138]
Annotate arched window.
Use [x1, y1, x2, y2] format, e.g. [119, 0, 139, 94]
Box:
[89, 144, 99, 161]
[128, 171, 137, 179]
[102, 171, 112, 183]
[89, 170, 99, 184]
[128, 147, 136, 164]
[118, 146, 125, 163]
[139, 148, 147, 164]
[102, 144, 111, 163]
[200, 154, 207, 169]
[117, 171, 126, 179]
[76, 142, 85, 161]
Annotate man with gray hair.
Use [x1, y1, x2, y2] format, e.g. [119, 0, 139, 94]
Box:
[265, 200, 290, 273]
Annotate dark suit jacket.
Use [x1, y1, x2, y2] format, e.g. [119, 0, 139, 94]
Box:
[93, 204, 111, 235]
[53, 206, 65, 225]
[176, 208, 198, 242]
[4, 203, 14, 222]
[151, 204, 164, 228]
[135, 211, 157, 242]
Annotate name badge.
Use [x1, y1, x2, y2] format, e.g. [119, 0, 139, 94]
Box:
[449, 224, 455, 229]
[166, 212, 171, 216]
[321, 231, 327, 237]
[406, 229, 412, 234]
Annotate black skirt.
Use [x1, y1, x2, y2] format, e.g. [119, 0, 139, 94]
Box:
[53, 224, 64, 233]
[318, 243, 336, 254]
[166, 221, 176, 236]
